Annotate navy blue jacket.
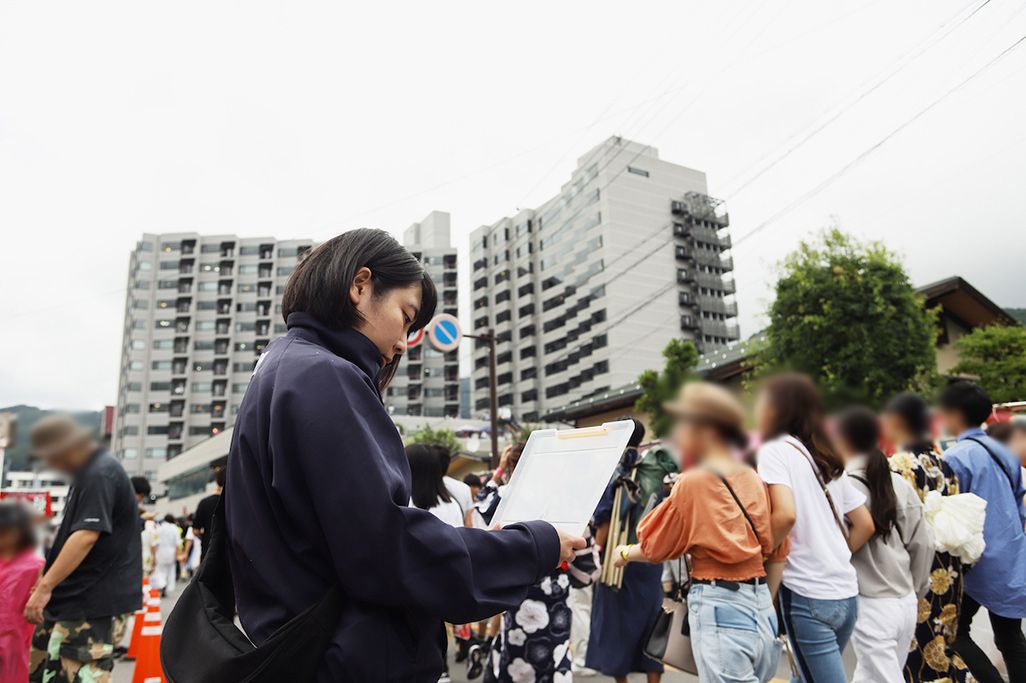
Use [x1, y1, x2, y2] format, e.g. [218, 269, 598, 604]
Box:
[225, 313, 559, 682]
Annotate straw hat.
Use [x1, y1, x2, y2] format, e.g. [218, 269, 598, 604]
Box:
[29, 415, 94, 461]
[663, 381, 748, 447]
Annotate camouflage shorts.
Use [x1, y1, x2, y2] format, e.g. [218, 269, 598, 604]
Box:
[28, 614, 129, 683]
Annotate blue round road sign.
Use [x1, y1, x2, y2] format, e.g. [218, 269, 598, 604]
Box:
[428, 313, 462, 352]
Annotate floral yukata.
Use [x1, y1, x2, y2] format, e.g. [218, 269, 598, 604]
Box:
[890, 445, 970, 683]
[477, 481, 574, 683]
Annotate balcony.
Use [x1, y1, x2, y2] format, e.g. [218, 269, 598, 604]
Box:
[700, 318, 740, 340]
[680, 314, 699, 331]
[698, 295, 738, 317]
[697, 271, 737, 291]
[678, 291, 697, 308]
[674, 245, 693, 262]
[676, 268, 695, 284]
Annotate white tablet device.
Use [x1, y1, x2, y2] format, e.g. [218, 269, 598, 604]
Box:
[490, 420, 635, 536]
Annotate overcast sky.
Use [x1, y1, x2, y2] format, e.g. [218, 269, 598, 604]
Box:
[2, 0, 1025, 411]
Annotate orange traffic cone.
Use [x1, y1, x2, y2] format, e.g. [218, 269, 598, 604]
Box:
[126, 586, 162, 660]
[130, 622, 165, 683]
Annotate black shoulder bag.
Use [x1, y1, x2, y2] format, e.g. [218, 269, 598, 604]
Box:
[161, 491, 343, 683]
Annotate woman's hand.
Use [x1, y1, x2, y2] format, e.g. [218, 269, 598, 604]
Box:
[556, 527, 586, 567]
[612, 544, 632, 567]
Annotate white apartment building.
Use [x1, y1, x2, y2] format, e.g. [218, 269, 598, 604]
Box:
[385, 211, 461, 417]
[112, 233, 313, 482]
[469, 137, 738, 422]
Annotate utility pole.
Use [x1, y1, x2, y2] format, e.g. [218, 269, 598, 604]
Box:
[464, 328, 500, 467]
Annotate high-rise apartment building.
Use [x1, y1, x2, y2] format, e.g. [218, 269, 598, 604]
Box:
[112, 233, 313, 481]
[469, 137, 738, 422]
[385, 211, 461, 417]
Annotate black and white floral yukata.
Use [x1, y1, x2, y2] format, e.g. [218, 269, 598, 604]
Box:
[477, 481, 574, 683]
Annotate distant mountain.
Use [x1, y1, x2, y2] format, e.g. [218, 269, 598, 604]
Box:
[0, 405, 103, 477]
[1007, 308, 1026, 325]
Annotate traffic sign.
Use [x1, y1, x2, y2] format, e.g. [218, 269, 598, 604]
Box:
[407, 327, 424, 349]
[427, 313, 462, 353]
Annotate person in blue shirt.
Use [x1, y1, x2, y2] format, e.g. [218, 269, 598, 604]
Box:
[225, 228, 584, 682]
[938, 381, 1026, 683]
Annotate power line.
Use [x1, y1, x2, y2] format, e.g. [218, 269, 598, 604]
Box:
[732, 28, 1026, 248]
[718, 0, 994, 200]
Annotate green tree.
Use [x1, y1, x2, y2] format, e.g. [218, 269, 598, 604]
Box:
[759, 229, 937, 407]
[406, 424, 462, 455]
[635, 338, 700, 437]
[952, 325, 1026, 403]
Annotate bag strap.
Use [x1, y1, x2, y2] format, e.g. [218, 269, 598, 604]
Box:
[708, 470, 761, 546]
[965, 437, 1019, 496]
[785, 440, 850, 541]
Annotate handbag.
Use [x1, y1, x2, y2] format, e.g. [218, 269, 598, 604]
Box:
[160, 490, 343, 683]
[642, 469, 762, 674]
[642, 555, 697, 673]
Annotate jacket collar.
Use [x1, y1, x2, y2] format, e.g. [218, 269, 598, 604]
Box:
[285, 312, 383, 383]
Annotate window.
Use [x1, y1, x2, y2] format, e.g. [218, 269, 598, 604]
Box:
[151, 361, 172, 370]
[153, 339, 174, 349]
[121, 448, 138, 459]
[137, 261, 153, 271]
[129, 361, 144, 371]
[131, 340, 146, 350]
[145, 447, 167, 459]
[627, 166, 649, 177]
[232, 383, 249, 393]
[277, 266, 294, 276]
[150, 382, 170, 391]
[192, 382, 212, 392]
[147, 425, 168, 435]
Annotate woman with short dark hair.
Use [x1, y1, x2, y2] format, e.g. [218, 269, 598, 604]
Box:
[225, 229, 583, 681]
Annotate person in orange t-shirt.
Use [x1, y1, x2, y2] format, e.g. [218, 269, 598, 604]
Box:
[614, 382, 788, 683]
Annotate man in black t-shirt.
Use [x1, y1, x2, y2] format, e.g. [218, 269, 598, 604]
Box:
[190, 466, 224, 561]
[23, 415, 142, 683]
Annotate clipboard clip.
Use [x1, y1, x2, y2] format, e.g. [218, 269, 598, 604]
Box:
[556, 426, 610, 440]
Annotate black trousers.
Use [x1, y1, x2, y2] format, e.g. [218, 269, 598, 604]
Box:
[952, 591, 1026, 683]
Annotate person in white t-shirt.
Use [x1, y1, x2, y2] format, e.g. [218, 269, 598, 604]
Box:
[432, 444, 475, 528]
[755, 374, 874, 683]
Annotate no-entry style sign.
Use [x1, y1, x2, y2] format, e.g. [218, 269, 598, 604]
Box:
[427, 313, 462, 353]
[407, 327, 425, 349]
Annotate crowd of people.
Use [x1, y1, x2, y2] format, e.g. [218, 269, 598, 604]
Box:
[1, 229, 1024, 683]
[406, 376, 1026, 683]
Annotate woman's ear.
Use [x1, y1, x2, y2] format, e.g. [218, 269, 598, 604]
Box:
[349, 267, 373, 305]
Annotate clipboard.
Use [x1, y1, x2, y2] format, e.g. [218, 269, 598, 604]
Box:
[490, 420, 636, 535]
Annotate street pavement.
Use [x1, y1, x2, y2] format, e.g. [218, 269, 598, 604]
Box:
[114, 585, 1013, 682]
